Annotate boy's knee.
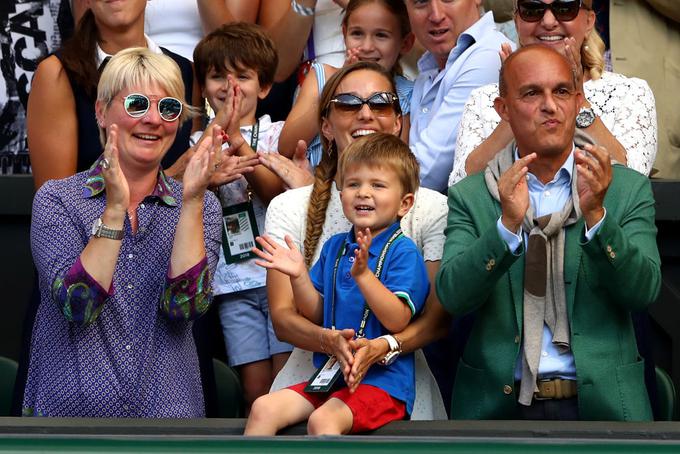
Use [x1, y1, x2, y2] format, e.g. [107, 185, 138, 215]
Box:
[307, 409, 327, 435]
[248, 394, 273, 423]
[307, 407, 346, 435]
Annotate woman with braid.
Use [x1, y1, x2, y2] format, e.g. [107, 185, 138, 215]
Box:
[261, 61, 448, 419]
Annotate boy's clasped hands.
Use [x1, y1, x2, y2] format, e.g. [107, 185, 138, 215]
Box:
[252, 229, 376, 392]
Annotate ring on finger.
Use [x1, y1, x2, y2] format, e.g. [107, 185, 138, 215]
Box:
[101, 158, 110, 170]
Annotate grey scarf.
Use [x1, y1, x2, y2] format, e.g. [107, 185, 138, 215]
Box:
[484, 131, 594, 405]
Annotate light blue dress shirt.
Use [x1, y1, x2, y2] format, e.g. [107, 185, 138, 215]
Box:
[495, 148, 605, 380]
[409, 12, 511, 193]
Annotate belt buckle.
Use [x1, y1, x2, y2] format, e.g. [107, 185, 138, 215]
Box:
[536, 378, 558, 400]
[536, 378, 576, 400]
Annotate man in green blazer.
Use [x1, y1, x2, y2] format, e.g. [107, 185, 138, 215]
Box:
[436, 45, 661, 421]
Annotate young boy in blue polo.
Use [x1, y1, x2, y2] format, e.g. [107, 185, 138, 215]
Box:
[245, 133, 429, 435]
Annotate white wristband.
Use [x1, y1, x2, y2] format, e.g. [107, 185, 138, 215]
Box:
[291, 0, 315, 16]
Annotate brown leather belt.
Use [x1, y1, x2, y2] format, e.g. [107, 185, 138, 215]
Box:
[535, 378, 577, 400]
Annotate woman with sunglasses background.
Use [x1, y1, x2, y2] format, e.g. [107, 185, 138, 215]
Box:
[22, 48, 228, 417]
[448, 0, 657, 185]
[262, 61, 450, 420]
[27, 0, 201, 191]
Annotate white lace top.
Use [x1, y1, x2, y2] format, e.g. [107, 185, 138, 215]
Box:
[264, 183, 448, 420]
[449, 71, 658, 186]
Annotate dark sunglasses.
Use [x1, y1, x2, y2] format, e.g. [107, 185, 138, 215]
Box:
[329, 92, 399, 115]
[517, 0, 585, 23]
[121, 93, 183, 122]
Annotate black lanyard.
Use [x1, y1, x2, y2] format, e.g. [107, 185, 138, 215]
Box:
[250, 120, 259, 152]
[329, 228, 403, 338]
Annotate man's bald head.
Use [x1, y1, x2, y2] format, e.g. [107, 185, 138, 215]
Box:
[498, 45, 576, 97]
[493, 44, 583, 160]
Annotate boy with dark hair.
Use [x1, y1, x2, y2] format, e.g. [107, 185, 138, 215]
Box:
[192, 22, 291, 413]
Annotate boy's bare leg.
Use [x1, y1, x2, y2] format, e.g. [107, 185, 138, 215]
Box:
[244, 389, 314, 435]
[238, 360, 273, 416]
[271, 351, 291, 376]
[307, 398, 353, 435]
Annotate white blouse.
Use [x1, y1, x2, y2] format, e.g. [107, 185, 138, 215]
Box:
[264, 183, 448, 420]
[449, 71, 658, 186]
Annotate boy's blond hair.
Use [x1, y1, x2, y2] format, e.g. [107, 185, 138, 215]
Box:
[338, 133, 419, 196]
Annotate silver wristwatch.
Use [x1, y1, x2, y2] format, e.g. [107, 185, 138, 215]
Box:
[576, 106, 596, 128]
[91, 217, 124, 240]
[377, 334, 402, 366]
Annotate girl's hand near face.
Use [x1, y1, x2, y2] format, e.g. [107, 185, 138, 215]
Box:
[344, 47, 362, 67]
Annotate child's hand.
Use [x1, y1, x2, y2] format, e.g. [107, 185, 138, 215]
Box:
[209, 129, 259, 187]
[213, 75, 244, 140]
[343, 47, 362, 67]
[252, 234, 306, 278]
[350, 228, 372, 279]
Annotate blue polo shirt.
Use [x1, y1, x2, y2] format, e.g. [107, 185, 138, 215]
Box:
[309, 222, 429, 415]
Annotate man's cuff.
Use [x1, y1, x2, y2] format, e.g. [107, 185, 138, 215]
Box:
[584, 208, 607, 241]
[497, 217, 523, 254]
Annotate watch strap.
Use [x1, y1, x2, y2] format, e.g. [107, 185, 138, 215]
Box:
[92, 217, 124, 240]
[377, 335, 402, 366]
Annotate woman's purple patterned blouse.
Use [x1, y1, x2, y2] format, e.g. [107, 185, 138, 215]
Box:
[23, 157, 221, 417]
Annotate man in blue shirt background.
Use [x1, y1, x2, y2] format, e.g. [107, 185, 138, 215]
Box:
[407, 0, 512, 193]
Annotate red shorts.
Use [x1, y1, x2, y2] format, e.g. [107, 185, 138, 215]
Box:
[288, 381, 406, 433]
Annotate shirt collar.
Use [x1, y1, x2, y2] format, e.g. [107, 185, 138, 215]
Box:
[82, 154, 178, 206]
[343, 221, 402, 257]
[239, 114, 272, 135]
[417, 11, 496, 72]
[96, 35, 163, 69]
[515, 144, 576, 188]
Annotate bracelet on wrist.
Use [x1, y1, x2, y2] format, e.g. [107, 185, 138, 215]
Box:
[291, 0, 315, 17]
[319, 328, 329, 354]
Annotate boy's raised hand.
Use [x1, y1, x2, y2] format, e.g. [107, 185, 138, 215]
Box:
[350, 228, 373, 279]
[212, 75, 238, 130]
[252, 234, 306, 278]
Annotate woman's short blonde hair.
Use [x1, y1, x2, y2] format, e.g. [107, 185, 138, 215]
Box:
[97, 47, 196, 125]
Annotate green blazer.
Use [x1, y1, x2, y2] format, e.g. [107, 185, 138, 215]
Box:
[436, 165, 661, 421]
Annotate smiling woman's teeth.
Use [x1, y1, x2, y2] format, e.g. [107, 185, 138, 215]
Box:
[352, 130, 376, 138]
[134, 134, 159, 140]
[539, 35, 565, 42]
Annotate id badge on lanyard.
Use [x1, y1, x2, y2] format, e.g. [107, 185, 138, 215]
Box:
[221, 121, 260, 264]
